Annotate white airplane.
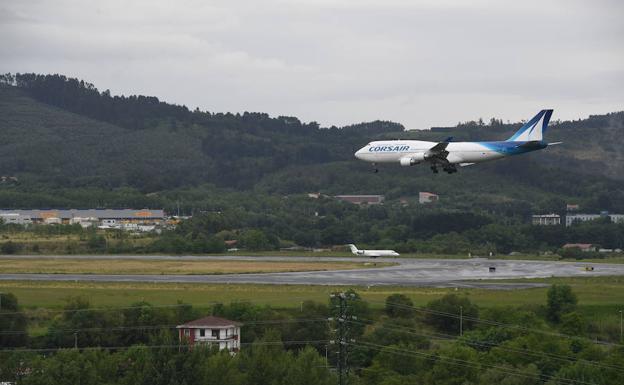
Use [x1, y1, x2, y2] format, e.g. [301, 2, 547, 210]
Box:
[354, 110, 560, 174]
[348, 244, 400, 258]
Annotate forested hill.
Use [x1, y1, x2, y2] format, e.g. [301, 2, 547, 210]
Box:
[0, 73, 623, 212]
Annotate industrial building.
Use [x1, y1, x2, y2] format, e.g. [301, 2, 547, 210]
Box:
[565, 213, 624, 227]
[335, 195, 385, 205]
[177, 316, 242, 352]
[532, 214, 561, 226]
[0, 209, 165, 228]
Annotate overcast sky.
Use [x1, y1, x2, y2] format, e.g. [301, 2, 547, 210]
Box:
[1, 0, 623, 129]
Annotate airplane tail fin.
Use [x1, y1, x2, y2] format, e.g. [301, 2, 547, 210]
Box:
[347, 244, 358, 254]
[506, 109, 553, 142]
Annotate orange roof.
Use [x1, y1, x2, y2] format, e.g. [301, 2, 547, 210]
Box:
[562, 243, 593, 249]
[177, 315, 242, 328]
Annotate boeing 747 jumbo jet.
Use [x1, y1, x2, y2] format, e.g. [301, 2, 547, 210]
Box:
[348, 244, 400, 258]
[355, 110, 559, 174]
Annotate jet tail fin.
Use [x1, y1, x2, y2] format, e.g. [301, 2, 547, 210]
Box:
[347, 244, 358, 254]
[507, 109, 553, 142]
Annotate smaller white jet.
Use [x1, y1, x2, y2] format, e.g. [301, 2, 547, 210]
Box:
[348, 244, 400, 258]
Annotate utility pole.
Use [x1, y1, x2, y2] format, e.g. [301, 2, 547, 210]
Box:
[620, 310, 624, 341]
[330, 292, 354, 385]
[459, 306, 463, 337]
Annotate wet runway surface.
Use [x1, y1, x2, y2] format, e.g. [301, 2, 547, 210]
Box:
[1, 255, 622, 289]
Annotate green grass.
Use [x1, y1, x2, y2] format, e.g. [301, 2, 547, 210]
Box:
[0, 258, 391, 275]
[2, 276, 623, 313]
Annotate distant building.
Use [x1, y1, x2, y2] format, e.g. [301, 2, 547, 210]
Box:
[69, 217, 98, 228]
[419, 192, 439, 204]
[177, 316, 242, 352]
[44, 217, 62, 225]
[532, 214, 561, 226]
[0, 209, 166, 225]
[565, 213, 624, 227]
[566, 204, 579, 212]
[562, 243, 597, 252]
[0, 213, 32, 226]
[610, 214, 624, 224]
[335, 195, 384, 205]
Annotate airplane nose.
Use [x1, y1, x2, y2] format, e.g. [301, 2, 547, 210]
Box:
[354, 147, 366, 160]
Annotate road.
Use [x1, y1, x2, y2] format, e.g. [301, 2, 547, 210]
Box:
[1, 255, 622, 289]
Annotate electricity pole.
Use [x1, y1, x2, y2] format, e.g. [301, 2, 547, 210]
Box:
[330, 292, 354, 385]
[620, 310, 624, 341]
[460, 305, 463, 337]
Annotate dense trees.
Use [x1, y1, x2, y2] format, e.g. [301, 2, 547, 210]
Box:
[546, 285, 578, 323]
[424, 294, 479, 334]
[1, 73, 624, 256]
[1, 287, 624, 384]
[1, 73, 624, 206]
[2, 193, 624, 254]
[0, 293, 27, 347]
[385, 294, 415, 318]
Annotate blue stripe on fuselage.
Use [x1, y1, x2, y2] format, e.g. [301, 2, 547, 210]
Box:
[480, 141, 547, 155]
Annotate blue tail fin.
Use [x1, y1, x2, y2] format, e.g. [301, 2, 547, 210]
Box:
[507, 109, 553, 142]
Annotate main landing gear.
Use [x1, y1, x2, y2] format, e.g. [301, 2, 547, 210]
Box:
[430, 164, 457, 174]
[443, 165, 458, 174]
[372, 163, 379, 173]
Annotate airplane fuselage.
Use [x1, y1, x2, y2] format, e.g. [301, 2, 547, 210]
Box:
[353, 249, 400, 258]
[355, 140, 547, 165]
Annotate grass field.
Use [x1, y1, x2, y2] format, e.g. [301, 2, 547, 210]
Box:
[2, 276, 623, 313]
[0, 258, 390, 275]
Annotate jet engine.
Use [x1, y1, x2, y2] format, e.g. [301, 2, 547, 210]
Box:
[399, 153, 425, 166]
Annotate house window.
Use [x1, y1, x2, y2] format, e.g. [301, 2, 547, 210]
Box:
[200, 329, 205, 337]
[212, 329, 219, 338]
[184, 329, 190, 336]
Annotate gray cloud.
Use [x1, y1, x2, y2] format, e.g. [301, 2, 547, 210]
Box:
[1, 0, 622, 129]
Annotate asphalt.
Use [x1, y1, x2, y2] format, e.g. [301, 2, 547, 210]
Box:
[1, 255, 622, 289]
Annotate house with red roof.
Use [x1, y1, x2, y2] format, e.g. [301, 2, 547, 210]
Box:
[176, 315, 242, 352]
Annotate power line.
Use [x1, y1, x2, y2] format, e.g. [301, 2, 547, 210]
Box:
[348, 318, 624, 374]
[367, 298, 624, 347]
[0, 318, 330, 336]
[0, 294, 327, 317]
[0, 339, 331, 354]
[353, 341, 599, 385]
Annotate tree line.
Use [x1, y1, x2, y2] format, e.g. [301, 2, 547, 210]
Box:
[1, 284, 622, 384]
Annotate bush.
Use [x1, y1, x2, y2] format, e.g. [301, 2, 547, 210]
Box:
[546, 284, 578, 323]
[0, 241, 20, 254]
[385, 294, 415, 318]
[424, 294, 478, 334]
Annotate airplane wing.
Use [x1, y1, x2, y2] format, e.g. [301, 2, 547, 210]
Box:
[425, 142, 450, 162]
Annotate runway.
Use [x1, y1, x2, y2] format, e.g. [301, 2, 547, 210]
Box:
[1, 255, 623, 289]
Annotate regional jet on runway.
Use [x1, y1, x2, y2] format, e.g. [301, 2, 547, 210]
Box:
[355, 110, 560, 174]
[348, 244, 399, 258]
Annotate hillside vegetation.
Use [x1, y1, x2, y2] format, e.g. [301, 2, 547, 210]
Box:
[1, 73, 622, 208]
[0, 73, 623, 253]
